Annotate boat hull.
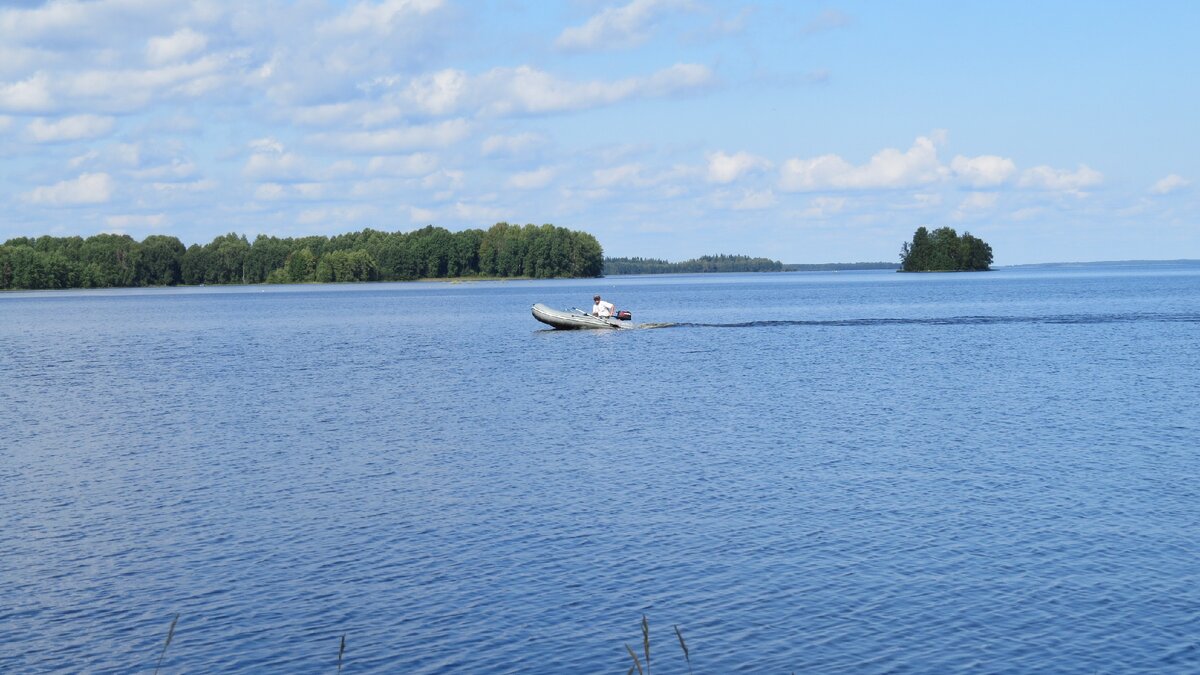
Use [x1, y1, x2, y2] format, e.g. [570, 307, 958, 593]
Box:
[531, 303, 626, 330]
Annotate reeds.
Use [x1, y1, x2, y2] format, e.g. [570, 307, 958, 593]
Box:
[337, 634, 346, 674]
[153, 613, 178, 675]
[625, 615, 692, 674]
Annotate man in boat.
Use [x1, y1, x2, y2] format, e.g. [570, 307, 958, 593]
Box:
[591, 294, 615, 318]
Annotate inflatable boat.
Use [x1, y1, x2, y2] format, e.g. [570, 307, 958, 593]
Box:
[531, 303, 632, 330]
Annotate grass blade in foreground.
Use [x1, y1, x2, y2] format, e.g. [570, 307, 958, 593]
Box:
[153, 613, 178, 675]
[641, 614, 650, 675]
[338, 634, 346, 674]
[674, 624, 692, 674]
[625, 643, 644, 675]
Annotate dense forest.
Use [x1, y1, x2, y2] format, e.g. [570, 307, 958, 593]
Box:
[781, 262, 899, 271]
[900, 226, 993, 272]
[0, 223, 603, 290]
[603, 254, 783, 275]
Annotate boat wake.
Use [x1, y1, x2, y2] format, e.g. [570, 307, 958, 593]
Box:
[662, 312, 1200, 329]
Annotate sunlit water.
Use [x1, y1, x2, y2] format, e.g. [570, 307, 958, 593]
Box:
[2, 263, 1199, 673]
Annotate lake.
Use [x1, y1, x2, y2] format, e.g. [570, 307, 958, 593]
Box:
[2, 263, 1199, 673]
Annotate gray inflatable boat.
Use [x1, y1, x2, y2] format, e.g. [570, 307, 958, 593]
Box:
[531, 303, 631, 330]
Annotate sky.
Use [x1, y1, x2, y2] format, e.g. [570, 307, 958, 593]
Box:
[0, 0, 1197, 265]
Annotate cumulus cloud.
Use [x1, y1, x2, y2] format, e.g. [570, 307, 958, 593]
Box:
[309, 119, 471, 153]
[779, 134, 947, 191]
[556, 0, 692, 51]
[594, 163, 646, 188]
[0, 72, 53, 112]
[507, 166, 557, 189]
[321, 0, 445, 36]
[365, 153, 439, 176]
[951, 154, 1016, 187]
[147, 28, 208, 65]
[731, 189, 776, 210]
[393, 63, 714, 117]
[25, 114, 115, 142]
[1018, 164, 1102, 192]
[25, 172, 114, 205]
[481, 132, 545, 157]
[706, 150, 771, 184]
[952, 192, 999, 220]
[1149, 174, 1189, 195]
[243, 138, 308, 181]
[800, 196, 846, 218]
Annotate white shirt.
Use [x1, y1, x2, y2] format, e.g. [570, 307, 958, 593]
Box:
[592, 300, 614, 317]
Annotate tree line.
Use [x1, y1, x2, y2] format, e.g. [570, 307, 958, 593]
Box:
[603, 254, 783, 275]
[0, 223, 604, 290]
[899, 226, 993, 272]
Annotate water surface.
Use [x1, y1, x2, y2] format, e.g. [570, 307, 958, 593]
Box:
[2, 264, 1199, 672]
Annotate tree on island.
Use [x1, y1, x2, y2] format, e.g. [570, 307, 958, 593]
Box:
[604, 254, 783, 275]
[0, 222, 604, 290]
[899, 226, 993, 272]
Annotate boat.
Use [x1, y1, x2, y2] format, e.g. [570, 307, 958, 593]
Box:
[531, 303, 632, 330]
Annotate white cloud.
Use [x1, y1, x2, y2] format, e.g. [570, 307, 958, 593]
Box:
[402, 68, 468, 116]
[0, 115, 13, 132]
[801, 196, 846, 218]
[106, 213, 167, 229]
[249, 137, 285, 154]
[421, 168, 464, 190]
[243, 149, 306, 181]
[951, 154, 1015, 187]
[1149, 174, 1189, 195]
[25, 114, 115, 142]
[706, 150, 771, 184]
[452, 201, 506, 222]
[953, 192, 998, 219]
[556, 0, 693, 51]
[0, 72, 53, 112]
[481, 132, 545, 157]
[507, 166, 557, 189]
[594, 163, 646, 188]
[147, 28, 208, 65]
[780, 134, 947, 191]
[365, 153, 438, 176]
[732, 189, 776, 210]
[132, 158, 197, 181]
[321, 0, 444, 36]
[1018, 164, 1102, 192]
[25, 172, 114, 205]
[151, 178, 217, 193]
[403, 63, 713, 117]
[309, 119, 471, 152]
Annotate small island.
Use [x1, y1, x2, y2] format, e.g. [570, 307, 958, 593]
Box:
[899, 226, 993, 272]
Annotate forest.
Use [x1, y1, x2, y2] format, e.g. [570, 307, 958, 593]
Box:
[603, 254, 783, 275]
[899, 226, 993, 272]
[0, 223, 603, 290]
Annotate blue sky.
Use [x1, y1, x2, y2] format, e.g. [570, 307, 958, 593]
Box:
[1, 0, 1196, 264]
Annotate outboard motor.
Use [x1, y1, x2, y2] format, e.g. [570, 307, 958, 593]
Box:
[615, 310, 632, 321]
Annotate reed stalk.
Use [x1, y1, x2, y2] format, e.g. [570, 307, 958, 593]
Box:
[674, 624, 692, 675]
[153, 613, 178, 675]
[337, 634, 346, 674]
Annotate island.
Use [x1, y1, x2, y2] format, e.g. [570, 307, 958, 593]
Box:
[603, 254, 783, 275]
[0, 223, 603, 290]
[899, 226, 993, 272]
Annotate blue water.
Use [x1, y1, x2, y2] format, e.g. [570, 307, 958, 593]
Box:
[2, 264, 1199, 673]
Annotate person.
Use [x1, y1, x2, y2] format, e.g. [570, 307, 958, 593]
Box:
[591, 294, 615, 318]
